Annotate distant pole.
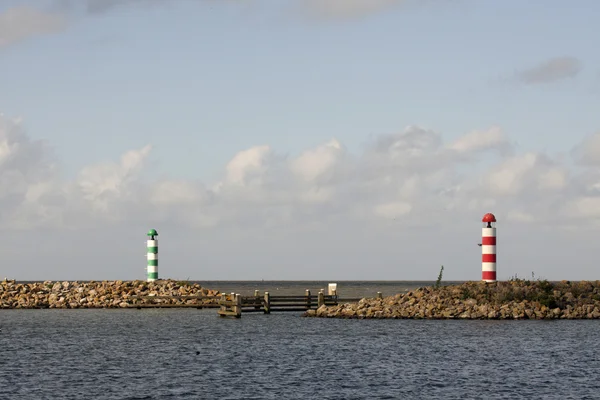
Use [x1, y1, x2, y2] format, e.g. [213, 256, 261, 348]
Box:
[481, 214, 497, 282]
[147, 229, 158, 282]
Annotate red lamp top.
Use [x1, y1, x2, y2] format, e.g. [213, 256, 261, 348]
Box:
[482, 213, 497, 223]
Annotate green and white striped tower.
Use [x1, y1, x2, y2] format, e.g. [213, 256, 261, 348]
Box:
[147, 229, 158, 282]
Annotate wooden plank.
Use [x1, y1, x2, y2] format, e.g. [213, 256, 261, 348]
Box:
[241, 299, 263, 304]
[240, 308, 265, 313]
[241, 302, 263, 307]
[129, 304, 208, 308]
[218, 310, 239, 317]
[241, 306, 322, 312]
[131, 295, 220, 300]
[258, 302, 321, 307]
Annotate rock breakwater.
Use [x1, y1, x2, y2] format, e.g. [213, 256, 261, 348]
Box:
[304, 280, 600, 319]
[0, 279, 221, 309]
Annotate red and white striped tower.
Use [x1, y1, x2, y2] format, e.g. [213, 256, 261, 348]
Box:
[481, 213, 497, 282]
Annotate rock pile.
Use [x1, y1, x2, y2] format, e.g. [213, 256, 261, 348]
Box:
[0, 279, 221, 309]
[304, 280, 600, 319]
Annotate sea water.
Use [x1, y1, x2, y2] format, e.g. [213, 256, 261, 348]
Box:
[0, 281, 598, 399]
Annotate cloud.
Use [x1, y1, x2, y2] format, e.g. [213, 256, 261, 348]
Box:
[82, 0, 155, 14]
[0, 0, 423, 51]
[448, 126, 512, 155]
[572, 131, 600, 167]
[3, 113, 600, 280]
[299, 0, 405, 19]
[0, 1, 224, 51]
[0, 6, 66, 48]
[515, 56, 582, 84]
[1, 115, 594, 231]
[290, 139, 344, 182]
[52, 0, 170, 15]
[77, 144, 152, 214]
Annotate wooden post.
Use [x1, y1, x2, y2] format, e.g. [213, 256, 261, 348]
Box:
[318, 291, 324, 308]
[264, 292, 270, 314]
[305, 289, 311, 310]
[219, 293, 227, 317]
[234, 294, 242, 318]
[254, 290, 260, 310]
[377, 292, 383, 299]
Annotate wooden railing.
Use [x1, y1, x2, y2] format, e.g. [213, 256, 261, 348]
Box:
[218, 289, 383, 318]
[129, 290, 385, 318]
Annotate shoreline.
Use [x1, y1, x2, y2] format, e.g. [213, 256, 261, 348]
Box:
[0, 279, 221, 309]
[4, 278, 600, 319]
[303, 280, 600, 319]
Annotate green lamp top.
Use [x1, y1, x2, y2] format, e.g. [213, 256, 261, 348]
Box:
[147, 229, 158, 237]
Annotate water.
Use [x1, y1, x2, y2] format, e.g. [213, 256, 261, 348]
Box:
[1, 308, 599, 399]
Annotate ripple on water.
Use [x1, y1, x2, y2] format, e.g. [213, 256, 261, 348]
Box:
[0, 310, 599, 399]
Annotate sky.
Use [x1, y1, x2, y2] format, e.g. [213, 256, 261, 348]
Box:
[0, 0, 599, 281]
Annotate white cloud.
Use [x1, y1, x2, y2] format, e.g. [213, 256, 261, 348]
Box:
[0, 1, 251, 51]
[2, 113, 600, 280]
[515, 56, 582, 84]
[0, 7, 66, 48]
[564, 196, 600, 219]
[77, 145, 151, 212]
[224, 145, 272, 186]
[373, 201, 412, 218]
[150, 180, 208, 206]
[506, 211, 535, 223]
[572, 131, 600, 166]
[53, 0, 179, 15]
[291, 139, 344, 182]
[482, 152, 569, 196]
[448, 126, 512, 155]
[299, 0, 405, 19]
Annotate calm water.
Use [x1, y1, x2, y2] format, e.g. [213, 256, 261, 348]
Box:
[1, 308, 599, 399]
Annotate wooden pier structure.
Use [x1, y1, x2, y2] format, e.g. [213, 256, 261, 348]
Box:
[130, 285, 384, 318]
[217, 289, 374, 318]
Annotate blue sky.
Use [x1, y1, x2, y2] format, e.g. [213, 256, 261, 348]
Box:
[1, 0, 598, 182]
[1, 0, 600, 281]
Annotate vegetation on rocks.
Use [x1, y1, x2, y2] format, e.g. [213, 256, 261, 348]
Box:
[434, 265, 444, 289]
[303, 280, 600, 319]
[0, 279, 221, 309]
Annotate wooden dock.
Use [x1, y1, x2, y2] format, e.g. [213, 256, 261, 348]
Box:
[129, 287, 384, 318]
[218, 289, 382, 318]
